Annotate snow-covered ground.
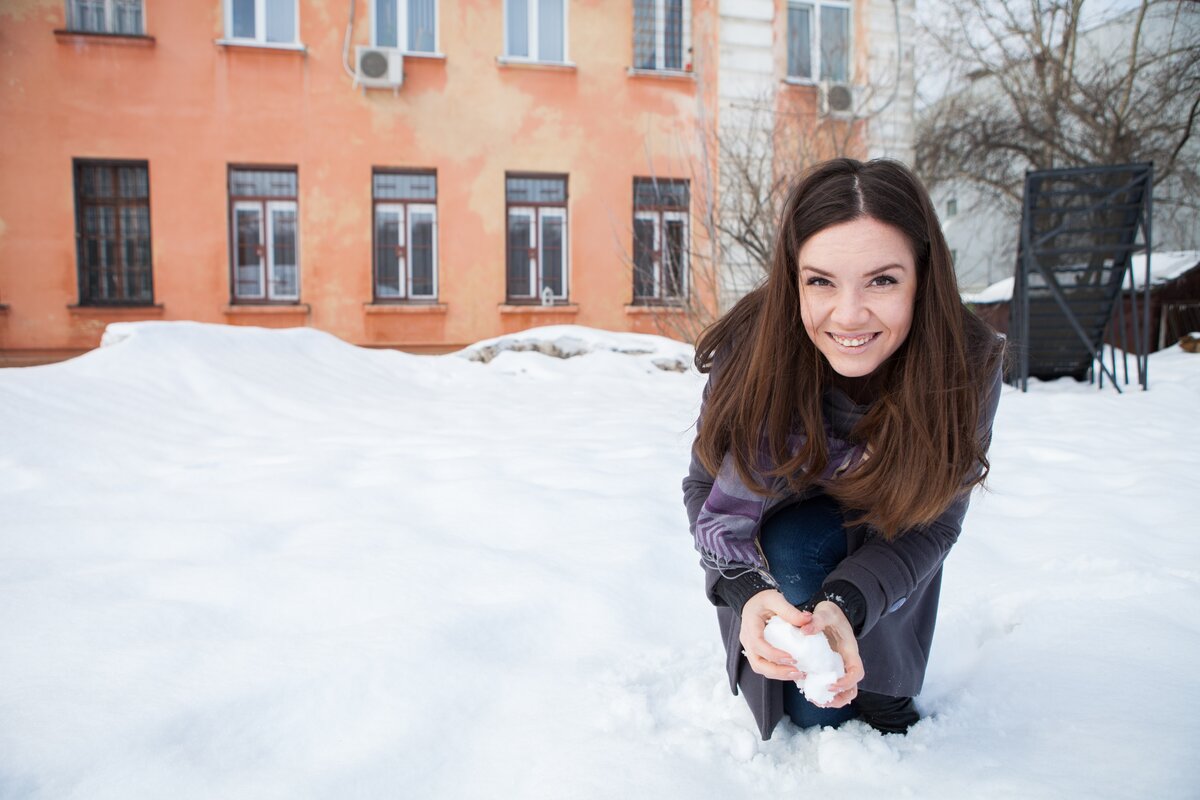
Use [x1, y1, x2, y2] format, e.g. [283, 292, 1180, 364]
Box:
[961, 250, 1200, 304]
[1, 321, 1197, 799]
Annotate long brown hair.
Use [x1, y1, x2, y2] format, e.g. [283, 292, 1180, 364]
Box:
[694, 158, 1003, 539]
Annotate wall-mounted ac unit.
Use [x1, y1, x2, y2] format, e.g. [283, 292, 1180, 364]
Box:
[355, 46, 404, 89]
[819, 81, 854, 117]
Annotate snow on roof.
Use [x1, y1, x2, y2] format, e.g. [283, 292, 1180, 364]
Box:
[961, 251, 1200, 304]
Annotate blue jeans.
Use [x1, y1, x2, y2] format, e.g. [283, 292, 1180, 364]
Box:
[759, 494, 858, 730]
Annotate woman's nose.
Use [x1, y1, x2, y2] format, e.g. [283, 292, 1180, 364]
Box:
[830, 291, 870, 328]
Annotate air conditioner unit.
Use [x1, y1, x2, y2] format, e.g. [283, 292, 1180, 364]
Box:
[355, 46, 404, 89]
[819, 81, 854, 117]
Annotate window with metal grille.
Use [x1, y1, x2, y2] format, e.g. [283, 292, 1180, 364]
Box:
[373, 170, 438, 301]
[632, 177, 688, 303]
[228, 167, 300, 303]
[506, 174, 568, 303]
[633, 0, 690, 72]
[73, 160, 154, 305]
[787, 1, 851, 82]
[66, 0, 144, 35]
[225, 0, 298, 45]
[504, 0, 567, 63]
[373, 0, 437, 53]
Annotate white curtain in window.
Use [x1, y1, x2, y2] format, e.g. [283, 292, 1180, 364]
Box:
[819, 5, 849, 81]
[265, 0, 296, 43]
[409, 0, 435, 51]
[375, 0, 398, 47]
[537, 0, 563, 62]
[507, 0, 529, 57]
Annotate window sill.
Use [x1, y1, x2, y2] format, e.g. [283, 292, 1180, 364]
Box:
[499, 303, 579, 314]
[215, 39, 307, 54]
[626, 67, 694, 81]
[54, 29, 155, 47]
[364, 302, 447, 314]
[625, 303, 688, 314]
[497, 57, 577, 71]
[401, 51, 446, 60]
[783, 77, 817, 87]
[223, 303, 311, 314]
[68, 303, 164, 315]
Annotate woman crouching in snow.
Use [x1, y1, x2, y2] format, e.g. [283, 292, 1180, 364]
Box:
[682, 158, 1004, 739]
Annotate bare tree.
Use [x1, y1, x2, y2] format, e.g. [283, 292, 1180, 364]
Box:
[916, 0, 1200, 232]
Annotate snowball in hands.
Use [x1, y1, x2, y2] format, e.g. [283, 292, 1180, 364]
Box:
[763, 616, 845, 705]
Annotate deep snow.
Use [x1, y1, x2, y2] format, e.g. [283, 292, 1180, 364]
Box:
[1, 321, 1197, 799]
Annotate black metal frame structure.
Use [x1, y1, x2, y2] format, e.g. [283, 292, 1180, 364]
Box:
[1009, 163, 1153, 393]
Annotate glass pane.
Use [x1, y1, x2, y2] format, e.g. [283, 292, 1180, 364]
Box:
[375, 208, 402, 297]
[270, 207, 298, 297]
[633, 177, 689, 210]
[265, 0, 296, 42]
[85, 205, 115, 237]
[410, 212, 435, 296]
[507, 214, 532, 297]
[633, 217, 655, 298]
[408, 0, 435, 52]
[373, 172, 437, 200]
[232, 0, 256, 38]
[114, 0, 143, 35]
[664, 218, 686, 298]
[540, 214, 563, 297]
[538, 0, 563, 62]
[375, 0, 398, 47]
[664, 0, 683, 70]
[230, 169, 297, 198]
[69, 0, 105, 32]
[633, 0, 655, 69]
[820, 5, 849, 82]
[507, 0, 528, 57]
[235, 208, 263, 297]
[505, 176, 565, 203]
[81, 165, 114, 199]
[118, 166, 149, 199]
[787, 5, 812, 79]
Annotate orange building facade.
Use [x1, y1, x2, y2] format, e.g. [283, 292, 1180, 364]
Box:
[0, 0, 897, 364]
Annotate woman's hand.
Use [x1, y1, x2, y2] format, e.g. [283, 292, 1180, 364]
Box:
[739, 592, 866, 708]
[796, 600, 865, 709]
[738, 589, 812, 681]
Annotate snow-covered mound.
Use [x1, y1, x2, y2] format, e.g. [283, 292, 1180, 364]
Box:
[1, 321, 1197, 799]
[458, 324, 694, 373]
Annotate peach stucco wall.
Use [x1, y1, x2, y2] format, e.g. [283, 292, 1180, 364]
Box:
[0, 0, 719, 360]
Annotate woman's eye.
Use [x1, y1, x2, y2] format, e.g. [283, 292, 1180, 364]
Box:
[805, 277, 832, 286]
[871, 275, 898, 286]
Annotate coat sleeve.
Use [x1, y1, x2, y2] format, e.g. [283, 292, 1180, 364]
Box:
[821, 362, 1004, 638]
[682, 365, 775, 608]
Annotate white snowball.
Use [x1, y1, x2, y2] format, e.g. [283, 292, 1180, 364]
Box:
[763, 616, 846, 705]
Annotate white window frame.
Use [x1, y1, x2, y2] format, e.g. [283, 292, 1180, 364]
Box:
[506, 206, 568, 301]
[503, 0, 570, 64]
[66, 0, 145, 35]
[786, 0, 853, 84]
[266, 200, 300, 301]
[537, 206, 568, 301]
[406, 203, 439, 299]
[507, 206, 538, 300]
[370, 0, 440, 55]
[633, 209, 688, 301]
[231, 199, 300, 302]
[223, 0, 300, 45]
[374, 202, 407, 299]
[635, 0, 692, 72]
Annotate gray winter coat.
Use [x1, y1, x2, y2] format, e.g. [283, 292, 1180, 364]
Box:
[681, 365, 1003, 739]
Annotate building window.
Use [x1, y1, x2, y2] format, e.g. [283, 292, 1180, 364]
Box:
[946, 197, 958, 217]
[506, 174, 568, 303]
[633, 0, 690, 71]
[73, 160, 153, 305]
[787, 1, 850, 82]
[66, 0, 144, 34]
[224, 0, 298, 45]
[373, 170, 438, 301]
[632, 178, 689, 304]
[373, 0, 437, 53]
[504, 0, 567, 62]
[228, 167, 300, 302]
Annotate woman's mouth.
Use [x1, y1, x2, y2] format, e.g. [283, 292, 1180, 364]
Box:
[828, 332, 880, 349]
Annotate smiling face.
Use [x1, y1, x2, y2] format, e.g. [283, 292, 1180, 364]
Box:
[797, 216, 918, 378]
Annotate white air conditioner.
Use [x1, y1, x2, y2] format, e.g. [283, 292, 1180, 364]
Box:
[819, 81, 854, 117]
[355, 46, 404, 89]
